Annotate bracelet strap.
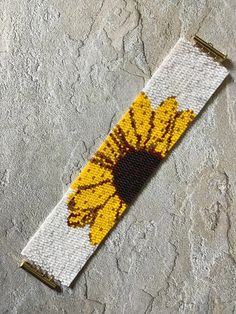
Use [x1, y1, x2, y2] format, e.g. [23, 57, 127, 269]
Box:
[21, 37, 228, 287]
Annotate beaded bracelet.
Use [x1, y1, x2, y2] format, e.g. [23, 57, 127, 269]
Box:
[21, 37, 228, 290]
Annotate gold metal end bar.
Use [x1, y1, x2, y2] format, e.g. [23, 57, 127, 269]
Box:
[193, 35, 227, 63]
[20, 260, 61, 292]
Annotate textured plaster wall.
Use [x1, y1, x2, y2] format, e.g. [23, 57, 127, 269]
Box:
[0, 0, 236, 313]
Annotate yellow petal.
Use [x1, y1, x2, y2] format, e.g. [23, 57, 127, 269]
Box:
[69, 181, 116, 211]
[90, 195, 126, 245]
[70, 161, 113, 191]
[145, 97, 178, 157]
[146, 97, 177, 151]
[68, 209, 93, 227]
[95, 135, 123, 165]
[167, 109, 196, 152]
[129, 92, 153, 149]
[116, 109, 138, 149]
[148, 98, 196, 157]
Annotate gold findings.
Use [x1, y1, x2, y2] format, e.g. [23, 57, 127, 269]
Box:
[193, 35, 227, 63]
[20, 260, 61, 291]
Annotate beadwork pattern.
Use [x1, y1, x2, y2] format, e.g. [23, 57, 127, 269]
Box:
[21, 38, 228, 287]
[67, 92, 196, 245]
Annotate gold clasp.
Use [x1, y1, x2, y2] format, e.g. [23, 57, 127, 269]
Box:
[193, 35, 227, 63]
[20, 260, 61, 291]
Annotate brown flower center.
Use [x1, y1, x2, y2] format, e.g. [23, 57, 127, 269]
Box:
[113, 150, 161, 204]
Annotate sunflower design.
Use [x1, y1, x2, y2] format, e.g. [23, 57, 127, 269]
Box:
[67, 92, 196, 245]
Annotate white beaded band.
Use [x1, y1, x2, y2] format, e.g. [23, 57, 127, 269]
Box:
[21, 38, 228, 287]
